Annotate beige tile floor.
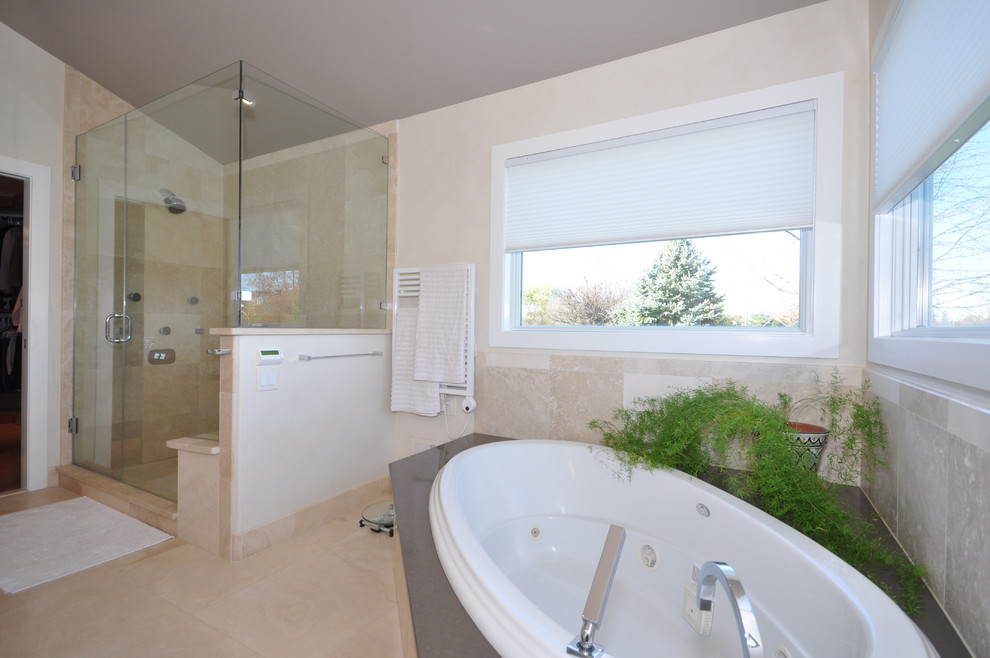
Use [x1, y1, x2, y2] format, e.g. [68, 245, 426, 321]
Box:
[0, 488, 403, 657]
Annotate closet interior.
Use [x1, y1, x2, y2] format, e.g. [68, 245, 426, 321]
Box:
[0, 173, 23, 494]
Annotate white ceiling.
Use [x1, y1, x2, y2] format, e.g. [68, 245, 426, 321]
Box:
[1, 0, 823, 128]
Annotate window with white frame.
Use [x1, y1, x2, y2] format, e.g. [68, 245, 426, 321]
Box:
[490, 73, 844, 357]
[871, 0, 990, 391]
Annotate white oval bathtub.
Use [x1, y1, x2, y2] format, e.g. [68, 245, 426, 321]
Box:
[429, 440, 938, 658]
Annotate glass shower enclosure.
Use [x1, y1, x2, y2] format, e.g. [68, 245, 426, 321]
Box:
[72, 62, 388, 500]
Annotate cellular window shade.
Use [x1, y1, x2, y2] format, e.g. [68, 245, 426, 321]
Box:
[504, 106, 816, 253]
[873, 0, 990, 209]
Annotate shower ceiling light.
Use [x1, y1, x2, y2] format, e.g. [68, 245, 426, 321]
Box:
[232, 89, 255, 106]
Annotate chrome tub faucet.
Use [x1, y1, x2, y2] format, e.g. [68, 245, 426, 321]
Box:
[695, 560, 764, 658]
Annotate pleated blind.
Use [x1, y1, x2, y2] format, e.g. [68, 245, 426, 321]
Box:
[504, 103, 816, 253]
[873, 0, 990, 209]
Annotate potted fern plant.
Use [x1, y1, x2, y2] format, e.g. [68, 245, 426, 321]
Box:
[777, 369, 886, 483]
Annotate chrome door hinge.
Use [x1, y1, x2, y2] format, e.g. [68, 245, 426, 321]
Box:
[67, 417, 79, 434]
[71, 165, 81, 182]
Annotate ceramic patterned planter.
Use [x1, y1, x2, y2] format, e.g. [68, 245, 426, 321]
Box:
[786, 421, 830, 471]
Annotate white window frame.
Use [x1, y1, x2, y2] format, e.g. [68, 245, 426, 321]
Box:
[489, 73, 844, 358]
[871, 116, 990, 392]
[869, 0, 990, 393]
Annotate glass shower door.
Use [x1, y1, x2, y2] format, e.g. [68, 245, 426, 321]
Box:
[73, 107, 228, 501]
[72, 116, 130, 483]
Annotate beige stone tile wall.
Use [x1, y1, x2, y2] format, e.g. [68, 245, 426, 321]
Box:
[863, 370, 990, 658]
[476, 352, 858, 445]
[124, 113, 226, 466]
[235, 127, 389, 329]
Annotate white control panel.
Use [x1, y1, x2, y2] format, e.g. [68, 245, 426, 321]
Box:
[258, 348, 283, 365]
[257, 348, 282, 391]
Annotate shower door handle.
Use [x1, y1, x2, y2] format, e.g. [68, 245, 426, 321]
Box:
[105, 313, 132, 344]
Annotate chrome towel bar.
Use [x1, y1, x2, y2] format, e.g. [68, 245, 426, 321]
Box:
[299, 351, 384, 361]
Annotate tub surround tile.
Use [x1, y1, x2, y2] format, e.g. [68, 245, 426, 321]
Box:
[711, 361, 837, 385]
[481, 350, 552, 370]
[622, 372, 713, 407]
[945, 439, 990, 658]
[865, 370, 990, 655]
[550, 369, 622, 443]
[622, 357, 714, 377]
[475, 357, 872, 447]
[476, 366, 551, 439]
[549, 355, 623, 373]
[900, 384, 950, 428]
[865, 370, 901, 405]
[947, 400, 990, 451]
[863, 397, 902, 537]
[895, 417, 949, 603]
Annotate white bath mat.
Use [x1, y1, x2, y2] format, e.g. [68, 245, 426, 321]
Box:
[0, 496, 172, 594]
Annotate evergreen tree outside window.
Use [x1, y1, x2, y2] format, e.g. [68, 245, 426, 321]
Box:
[616, 240, 729, 327]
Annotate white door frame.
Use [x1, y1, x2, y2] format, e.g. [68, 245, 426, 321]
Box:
[0, 155, 52, 491]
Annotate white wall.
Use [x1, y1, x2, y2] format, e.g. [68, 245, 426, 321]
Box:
[0, 21, 65, 488]
[231, 332, 394, 533]
[392, 0, 870, 448]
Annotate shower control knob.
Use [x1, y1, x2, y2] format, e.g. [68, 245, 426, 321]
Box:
[159, 326, 172, 335]
[127, 292, 142, 302]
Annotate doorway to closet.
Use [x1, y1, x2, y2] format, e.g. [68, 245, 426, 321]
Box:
[0, 173, 24, 494]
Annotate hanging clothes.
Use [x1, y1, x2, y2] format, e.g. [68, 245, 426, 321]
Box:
[0, 227, 22, 293]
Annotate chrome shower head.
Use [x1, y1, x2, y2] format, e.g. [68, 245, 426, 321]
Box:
[159, 188, 186, 214]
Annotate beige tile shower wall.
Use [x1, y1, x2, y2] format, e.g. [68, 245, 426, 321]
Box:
[863, 370, 990, 657]
[124, 113, 226, 462]
[236, 129, 388, 329]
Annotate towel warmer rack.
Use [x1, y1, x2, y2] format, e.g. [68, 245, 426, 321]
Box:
[392, 264, 475, 398]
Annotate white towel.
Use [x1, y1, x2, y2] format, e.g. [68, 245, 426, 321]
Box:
[390, 295, 441, 416]
[413, 263, 469, 384]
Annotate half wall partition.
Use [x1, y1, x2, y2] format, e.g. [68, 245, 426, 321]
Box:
[72, 62, 388, 500]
